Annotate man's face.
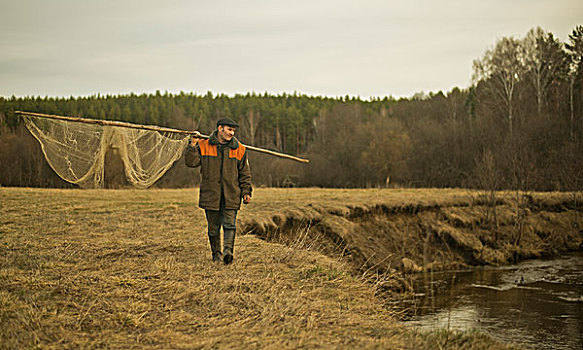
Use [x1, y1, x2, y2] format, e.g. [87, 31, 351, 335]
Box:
[217, 125, 236, 142]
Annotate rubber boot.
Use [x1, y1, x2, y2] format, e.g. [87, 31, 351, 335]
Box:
[205, 209, 223, 263]
[209, 233, 222, 263]
[223, 229, 235, 264]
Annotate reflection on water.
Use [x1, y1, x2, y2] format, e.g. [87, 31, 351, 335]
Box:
[402, 252, 583, 350]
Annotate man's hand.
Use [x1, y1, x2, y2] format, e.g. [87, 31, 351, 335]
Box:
[243, 194, 251, 205]
[189, 135, 201, 147]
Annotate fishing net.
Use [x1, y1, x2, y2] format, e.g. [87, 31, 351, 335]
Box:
[23, 115, 189, 188]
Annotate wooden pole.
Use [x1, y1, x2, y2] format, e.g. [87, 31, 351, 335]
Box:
[16, 111, 205, 137]
[15, 111, 310, 163]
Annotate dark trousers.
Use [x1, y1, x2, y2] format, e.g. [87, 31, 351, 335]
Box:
[205, 207, 238, 258]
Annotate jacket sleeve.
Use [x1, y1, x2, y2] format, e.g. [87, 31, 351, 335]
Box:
[184, 140, 201, 168]
[238, 149, 252, 197]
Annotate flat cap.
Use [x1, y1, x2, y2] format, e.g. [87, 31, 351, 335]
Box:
[216, 117, 239, 128]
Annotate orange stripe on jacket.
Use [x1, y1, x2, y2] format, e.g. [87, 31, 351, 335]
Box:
[198, 139, 217, 157]
[229, 144, 246, 161]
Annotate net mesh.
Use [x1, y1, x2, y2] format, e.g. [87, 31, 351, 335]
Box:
[23, 115, 189, 188]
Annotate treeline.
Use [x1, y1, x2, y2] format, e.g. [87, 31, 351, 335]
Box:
[1, 25, 582, 190]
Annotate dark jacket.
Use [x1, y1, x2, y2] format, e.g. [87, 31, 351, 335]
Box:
[184, 131, 252, 210]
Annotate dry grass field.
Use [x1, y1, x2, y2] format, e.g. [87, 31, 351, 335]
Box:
[3, 187, 579, 349]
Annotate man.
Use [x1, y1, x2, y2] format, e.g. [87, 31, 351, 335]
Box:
[185, 117, 252, 265]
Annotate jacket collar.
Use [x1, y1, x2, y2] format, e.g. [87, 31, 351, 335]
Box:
[209, 130, 239, 149]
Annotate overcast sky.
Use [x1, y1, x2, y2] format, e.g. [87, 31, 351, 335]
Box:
[1, 0, 581, 99]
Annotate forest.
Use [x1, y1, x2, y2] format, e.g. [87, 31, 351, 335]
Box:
[1, 26, 582, 191]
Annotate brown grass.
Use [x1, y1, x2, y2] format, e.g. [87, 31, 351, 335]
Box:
[0, 187, 549, 349]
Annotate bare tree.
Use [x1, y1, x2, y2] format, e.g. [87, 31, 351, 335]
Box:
[566, 26, 583, 139]
[473, 37, 527, 137]
[474, 149, 499, 231]
[523, 27, 569, 117]
[241, 108, 261, 145]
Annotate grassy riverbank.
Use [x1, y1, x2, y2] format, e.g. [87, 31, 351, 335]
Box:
[3, 187, 578, 349]
[243, 188, 582, 274]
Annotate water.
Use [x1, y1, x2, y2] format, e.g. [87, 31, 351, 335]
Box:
[402, 252, 583, 350]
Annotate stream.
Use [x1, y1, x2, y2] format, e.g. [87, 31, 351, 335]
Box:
[401, 251, 583, 349]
